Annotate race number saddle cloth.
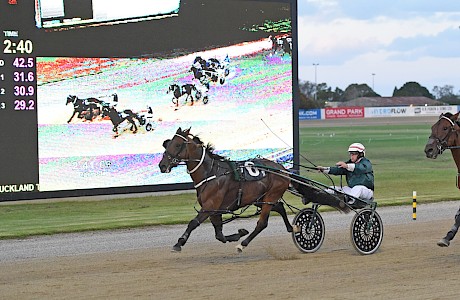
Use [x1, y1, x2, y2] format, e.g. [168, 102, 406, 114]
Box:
[227, 159, 267, 182]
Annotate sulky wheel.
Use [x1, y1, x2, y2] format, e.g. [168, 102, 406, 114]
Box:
[350, 208, 383, 255]
[291, 208, 325, 253]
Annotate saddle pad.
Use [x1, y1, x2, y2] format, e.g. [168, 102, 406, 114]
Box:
[231, 159, 267, 181]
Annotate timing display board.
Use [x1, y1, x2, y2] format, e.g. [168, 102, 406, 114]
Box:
[0, 0, 298, 201]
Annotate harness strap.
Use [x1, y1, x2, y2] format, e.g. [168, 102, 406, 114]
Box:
[174, 133, 187, 141]
[187, 146, 205, 174]
[441, 115, 459, 128]
[194, 175, 217, 188]
[442, 123, 460, 149]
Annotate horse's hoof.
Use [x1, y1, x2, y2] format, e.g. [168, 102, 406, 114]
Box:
[437, 238, 450, 247]
[292, 224, 301, 233]
[171, 245, 182, 252]
[236, 244, 245, 253]
[238, 229, 249, 237]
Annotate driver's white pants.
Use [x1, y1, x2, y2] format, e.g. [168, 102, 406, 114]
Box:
[327, 185, 374, 201]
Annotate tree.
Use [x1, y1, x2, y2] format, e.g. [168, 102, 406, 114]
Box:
[298, 80, 315, 99]
[393, 82, 434, 99]
[299, 79, 459, 105]
[432, 85, 454, 99]
[298, 80, 328, 108]
[332, 87, 344, 102]
[298, 91, 320, 109]
[342, 84, 380, 101]
[316, 83, 331, 101]
[298, 81, 364, 107]
[432, 85, 460, 104]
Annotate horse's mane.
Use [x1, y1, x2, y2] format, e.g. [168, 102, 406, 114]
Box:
[443, 112, 454, 118]
[191, 135, 228, 161]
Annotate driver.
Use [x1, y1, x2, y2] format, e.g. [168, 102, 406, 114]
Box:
[317, 143, 374, 205]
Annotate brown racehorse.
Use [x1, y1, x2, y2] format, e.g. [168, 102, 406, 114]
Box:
[158, 127, 295, 252]
[425, 112, 460, 247]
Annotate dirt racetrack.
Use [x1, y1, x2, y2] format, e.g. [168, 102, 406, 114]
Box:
[1, 211, 460, 300]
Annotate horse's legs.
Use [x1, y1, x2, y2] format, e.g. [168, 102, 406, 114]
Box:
[128, 118, 138, 133]
[271, 201, 293, 233]
[172, 213, 208, 252]
[237, 204, 273, 251]
[438, 206, 460, 247]
[210, 215, 226, 243]
[88, 107, 94, 120]
[67, 111, 77, 123]
[112, 125, 119, 138]
[210, 215, 249, 243]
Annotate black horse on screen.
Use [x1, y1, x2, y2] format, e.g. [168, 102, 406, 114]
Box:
[102, 105, 144, 137]
[167, 84, 198, 107]
[66, 95, 104, 123]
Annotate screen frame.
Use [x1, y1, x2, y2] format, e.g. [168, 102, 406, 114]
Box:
[1, 0, 299, 201]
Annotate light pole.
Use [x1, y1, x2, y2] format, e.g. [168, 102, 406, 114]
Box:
[313, 63, 319, 101]
[372, 73, 375, 91]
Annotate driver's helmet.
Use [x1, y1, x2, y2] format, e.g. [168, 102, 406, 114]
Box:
[348, 143, 365, 155]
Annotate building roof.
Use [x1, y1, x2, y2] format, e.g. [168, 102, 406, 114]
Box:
[336, 96, 445, 107]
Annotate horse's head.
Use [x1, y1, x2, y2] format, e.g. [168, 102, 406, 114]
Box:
[66, 95, 76, 105]
[167, 84, 178, 94]
[159, 127, 191, 173]
[425, 112, 460, 159]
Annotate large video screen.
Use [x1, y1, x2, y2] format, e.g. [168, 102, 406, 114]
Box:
[0, 0, 298, 201]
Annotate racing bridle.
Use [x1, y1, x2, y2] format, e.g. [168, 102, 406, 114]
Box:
[425, 113, 460, 159]
[160, 131, 206, 174]
[161, 132, 189, 169]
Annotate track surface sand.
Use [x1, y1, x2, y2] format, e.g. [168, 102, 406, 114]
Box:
[1, 203, 460, 300]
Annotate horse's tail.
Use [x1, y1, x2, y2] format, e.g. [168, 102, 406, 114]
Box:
[289, 176, 351, 214]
